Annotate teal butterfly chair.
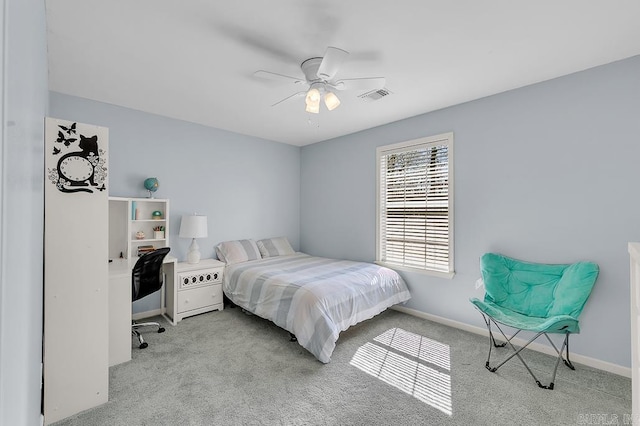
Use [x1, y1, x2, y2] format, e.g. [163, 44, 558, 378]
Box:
[470, 253, 599, 390]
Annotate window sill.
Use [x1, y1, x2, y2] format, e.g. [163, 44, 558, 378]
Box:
[375, 261, 456, 279]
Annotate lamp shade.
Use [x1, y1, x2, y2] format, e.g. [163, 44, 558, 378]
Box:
[324, 91, 341, 111]
[179, 215, 208, 239]
[305, 102, 320, 114]
[305, 88, 320, 105]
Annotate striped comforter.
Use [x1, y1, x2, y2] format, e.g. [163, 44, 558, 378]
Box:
[223, 253, 411, 363]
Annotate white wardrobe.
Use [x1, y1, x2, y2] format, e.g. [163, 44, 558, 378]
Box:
[43, 118, 109, 424]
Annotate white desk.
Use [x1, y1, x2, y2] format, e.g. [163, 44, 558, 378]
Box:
[108, 256, 177, 366]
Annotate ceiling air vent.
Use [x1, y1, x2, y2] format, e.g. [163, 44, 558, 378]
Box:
[358, 88, 392, 102]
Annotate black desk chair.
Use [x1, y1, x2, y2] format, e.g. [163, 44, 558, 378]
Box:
[132, 247, 171, 349]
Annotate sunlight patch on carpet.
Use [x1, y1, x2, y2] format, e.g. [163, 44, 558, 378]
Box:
[350, 328, 452, 416]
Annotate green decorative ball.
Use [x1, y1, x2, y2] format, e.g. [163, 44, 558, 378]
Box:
[144, 177, 159, 193]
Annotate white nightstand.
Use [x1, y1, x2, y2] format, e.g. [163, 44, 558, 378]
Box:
[164, 258, 224, 324]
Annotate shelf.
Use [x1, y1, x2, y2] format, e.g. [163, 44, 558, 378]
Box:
[110, 197, 170, 260]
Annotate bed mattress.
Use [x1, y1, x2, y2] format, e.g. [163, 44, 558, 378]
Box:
[223, 253, 411, 363]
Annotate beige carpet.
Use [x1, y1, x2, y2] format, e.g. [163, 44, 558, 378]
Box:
[53, 307, 631, 425]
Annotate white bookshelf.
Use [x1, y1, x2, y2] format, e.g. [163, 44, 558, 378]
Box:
[109, 197, 170, 260]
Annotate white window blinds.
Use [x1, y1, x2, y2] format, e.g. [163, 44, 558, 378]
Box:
[377, 133, 454, 275]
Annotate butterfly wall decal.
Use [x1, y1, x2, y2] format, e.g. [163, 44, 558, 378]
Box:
[59, 122, 76, 135]
[55, 130, 77, 146]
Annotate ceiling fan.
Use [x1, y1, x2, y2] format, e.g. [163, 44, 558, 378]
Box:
[253, 46, 385, 113]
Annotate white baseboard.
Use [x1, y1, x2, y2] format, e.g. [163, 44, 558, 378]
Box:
[132, 308, 164, 321]
[392, 305, 631, 378]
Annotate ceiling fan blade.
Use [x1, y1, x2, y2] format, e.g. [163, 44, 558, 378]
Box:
[333, 77, 386, 91]
[317, 47, 349, 80]
[254, 70, 305, 85]
[271, 91, 307, 107]
[211, 22, 301, 64]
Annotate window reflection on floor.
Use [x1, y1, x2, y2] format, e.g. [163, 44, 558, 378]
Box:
[350, 327, 452, 415]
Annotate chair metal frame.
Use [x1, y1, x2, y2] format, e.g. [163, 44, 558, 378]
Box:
[476, 310, 575, 390]
[132, 319, 165, 349]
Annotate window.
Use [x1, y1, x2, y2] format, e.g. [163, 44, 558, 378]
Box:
[376, 132, 454, 277]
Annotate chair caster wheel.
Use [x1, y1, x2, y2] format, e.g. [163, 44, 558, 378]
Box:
[139, 342, 148, 349]
[158, 327, 165, 333]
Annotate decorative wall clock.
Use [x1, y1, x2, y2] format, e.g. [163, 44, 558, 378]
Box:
[46, 120, 108, 194]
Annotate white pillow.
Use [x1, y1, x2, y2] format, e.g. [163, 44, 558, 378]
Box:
[257, 237, 295, 258]
[215, 239, 262, 265]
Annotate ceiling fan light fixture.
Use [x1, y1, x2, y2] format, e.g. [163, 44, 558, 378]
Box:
[305, 101, 320, 114]
[324, 91, 341, 111]
[305, 88, 321, 106]
[254, 45, 387, 116]
[305, 86, 321, 114]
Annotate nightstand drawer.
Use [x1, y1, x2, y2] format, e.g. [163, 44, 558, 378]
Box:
[178, 268, 222, 290]
[177, 284, 222, 313]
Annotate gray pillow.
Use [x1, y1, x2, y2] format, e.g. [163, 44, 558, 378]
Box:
[256, 237, 295, 258]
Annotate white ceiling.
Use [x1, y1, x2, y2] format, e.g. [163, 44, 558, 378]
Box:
[45, 1, 640, 146]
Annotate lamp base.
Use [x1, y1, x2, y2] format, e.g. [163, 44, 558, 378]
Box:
[186, 238, 201, 264]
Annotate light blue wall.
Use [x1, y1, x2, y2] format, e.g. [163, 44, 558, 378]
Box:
[50, 93, 301, 314]
[48, 56, 640, 368]
[300, 55, 640, 368]
[0, 0, 48, 424]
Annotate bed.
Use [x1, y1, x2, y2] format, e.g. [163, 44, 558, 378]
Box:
[217, 238, 411, 363]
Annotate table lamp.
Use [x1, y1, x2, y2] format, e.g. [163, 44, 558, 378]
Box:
[179, 214, 208, 264]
